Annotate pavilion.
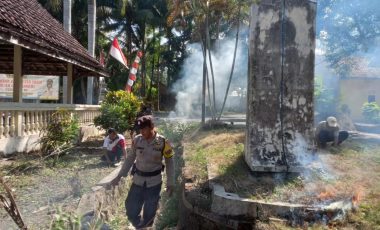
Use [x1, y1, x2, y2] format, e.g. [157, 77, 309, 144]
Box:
[0, 0, 108, 152]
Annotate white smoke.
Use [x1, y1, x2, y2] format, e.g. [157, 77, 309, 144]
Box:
[171, 38, 248, 118]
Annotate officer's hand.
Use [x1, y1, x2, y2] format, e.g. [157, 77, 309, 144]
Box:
[166, 185, 174, 197]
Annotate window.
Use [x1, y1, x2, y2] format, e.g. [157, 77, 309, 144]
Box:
[368, 95, 376, 103]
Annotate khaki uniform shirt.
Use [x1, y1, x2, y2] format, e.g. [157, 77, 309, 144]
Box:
[118, 132, 175, 188]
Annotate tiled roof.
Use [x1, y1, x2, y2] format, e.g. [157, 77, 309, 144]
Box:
[0, 0, 108, 77]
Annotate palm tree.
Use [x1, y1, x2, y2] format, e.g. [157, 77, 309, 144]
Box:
[39, 0, 126, 104]
[167, 0, 250, 121]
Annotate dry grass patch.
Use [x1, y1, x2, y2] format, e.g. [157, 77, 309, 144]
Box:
[183, 128, 380, 229]
[184, 127, 247, 190]
[0, 136, 116, 229]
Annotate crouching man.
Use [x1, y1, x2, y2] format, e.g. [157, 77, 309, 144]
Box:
[315, 116, 349, 148]
[113, 115, 174, 228]
[102, 128, 127, 165]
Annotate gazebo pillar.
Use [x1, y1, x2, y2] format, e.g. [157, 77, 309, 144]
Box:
[64, 63, 73, 104]
[13, 45, 23, 136]
[13, 45, 23, 103]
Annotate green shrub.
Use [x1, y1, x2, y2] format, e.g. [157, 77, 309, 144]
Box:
[362, 102, 380, 123]
[50, 208, 104, 230]
[39, 109, 79, 155]
[94, 90, 142, 133]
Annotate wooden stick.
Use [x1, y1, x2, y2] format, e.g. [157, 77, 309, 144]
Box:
[0, 177, 28, 229]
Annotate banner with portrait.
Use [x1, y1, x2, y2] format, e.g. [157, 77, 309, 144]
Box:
[0, 74, 59, 100]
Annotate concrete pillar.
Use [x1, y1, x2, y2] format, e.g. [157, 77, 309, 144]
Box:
[245, 0, 316, 172]
[65, 63, 73, 104]
[13, 45, 23, 136]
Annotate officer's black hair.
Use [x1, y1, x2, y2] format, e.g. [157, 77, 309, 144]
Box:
[107, 128, 117, 135]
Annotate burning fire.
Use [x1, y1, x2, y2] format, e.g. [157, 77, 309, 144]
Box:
[317, 186, 338, 201]
[352, 189, 363, 206]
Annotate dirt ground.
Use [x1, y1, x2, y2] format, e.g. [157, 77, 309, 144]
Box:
[0, 137, 118, 230]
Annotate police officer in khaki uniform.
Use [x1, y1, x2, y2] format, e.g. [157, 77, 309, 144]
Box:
[115, 115, 174, 228]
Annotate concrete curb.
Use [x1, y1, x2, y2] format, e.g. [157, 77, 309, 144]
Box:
[76, 166, 128, 223]
[207, 162, 355, 222]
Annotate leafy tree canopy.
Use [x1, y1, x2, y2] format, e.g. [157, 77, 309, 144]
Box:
[317, 0, 380, 76]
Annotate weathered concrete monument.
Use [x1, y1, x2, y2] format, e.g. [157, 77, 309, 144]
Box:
[245, 0, 316, 172]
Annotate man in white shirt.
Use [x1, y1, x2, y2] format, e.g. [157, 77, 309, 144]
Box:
[102, 128, 127, 165]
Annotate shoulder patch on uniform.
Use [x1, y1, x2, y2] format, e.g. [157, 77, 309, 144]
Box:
[163, 139, 174, 158]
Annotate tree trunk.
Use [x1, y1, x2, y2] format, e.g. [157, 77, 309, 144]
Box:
[148, 54, 154, 100]
[156, 50, 160, 111]
[140, 22, 146, 97]
[148, 27, 156, 101]
[216, 16, 220, 50]
[218, 5, 241, 120]
[206, 9, 216, 120]
[126, 4, 132, 65]
[86, 0, 96, 104]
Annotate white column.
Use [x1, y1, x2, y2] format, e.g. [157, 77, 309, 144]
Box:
[86, 0, 96, 104]
[13, 45, 23, 136]
[63, 0, 72, 104]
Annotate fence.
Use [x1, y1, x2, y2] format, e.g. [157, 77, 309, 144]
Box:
[0, 103, 100, 139]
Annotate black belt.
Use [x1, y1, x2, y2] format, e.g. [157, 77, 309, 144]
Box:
[135, 167, 162, 177]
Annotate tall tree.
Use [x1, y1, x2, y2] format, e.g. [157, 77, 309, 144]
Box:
[317, 0, 380, 76]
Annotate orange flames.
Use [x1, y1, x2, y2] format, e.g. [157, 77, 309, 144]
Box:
[317, 186, 364, 207]
[317, 190, 336, 201]
[352, 189, 363, 206]
[317, 186, 338, 201]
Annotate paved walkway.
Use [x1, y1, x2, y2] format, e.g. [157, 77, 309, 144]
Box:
[349, 131, 380, 142]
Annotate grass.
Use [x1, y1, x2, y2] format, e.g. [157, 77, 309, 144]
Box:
[182, 127, 380, 229]
[155, 186, 180, 230]
[106, 179, 132, 229]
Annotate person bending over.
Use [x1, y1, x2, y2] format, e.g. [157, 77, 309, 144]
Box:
[102, 128, 127, 165]
[315, 116, 349, 148]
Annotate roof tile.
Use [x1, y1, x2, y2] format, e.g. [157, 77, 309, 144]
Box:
[0, 0, 107, 77]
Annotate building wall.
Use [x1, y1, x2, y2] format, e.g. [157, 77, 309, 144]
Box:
[0, 125, 102, 156]
[340, 78, 380, 121]
[246, 0, 316, 172]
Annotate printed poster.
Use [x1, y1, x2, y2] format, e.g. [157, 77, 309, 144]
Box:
[0, 74, 59, 100]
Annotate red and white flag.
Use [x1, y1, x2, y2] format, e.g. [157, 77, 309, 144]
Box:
[125, 51, 143, 92]
[109, 37, 128, 68]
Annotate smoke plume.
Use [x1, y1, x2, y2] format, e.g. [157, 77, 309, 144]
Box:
[171, 36, 248, 118]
